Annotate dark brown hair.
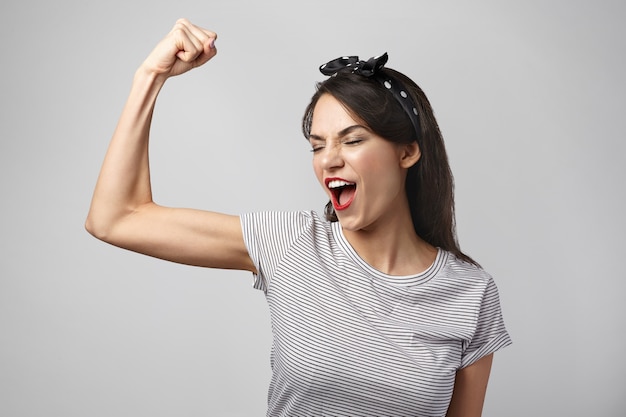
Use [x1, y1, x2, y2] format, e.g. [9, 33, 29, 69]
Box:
[302, 69, 477, 265]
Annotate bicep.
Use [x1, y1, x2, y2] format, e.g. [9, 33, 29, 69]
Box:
[99, 203, 256, 271]
[446, 354, 494, 417]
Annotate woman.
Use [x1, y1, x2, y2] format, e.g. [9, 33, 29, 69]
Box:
[86, 19, 511, 417]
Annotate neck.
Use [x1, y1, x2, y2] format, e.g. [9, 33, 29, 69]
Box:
[342, 208, 437, 276]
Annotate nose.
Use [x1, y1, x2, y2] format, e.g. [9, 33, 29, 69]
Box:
[318, 143, 344, 171]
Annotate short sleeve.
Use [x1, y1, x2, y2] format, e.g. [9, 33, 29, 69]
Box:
[240, 211, 314, 292]
[460, 275, 512, 368]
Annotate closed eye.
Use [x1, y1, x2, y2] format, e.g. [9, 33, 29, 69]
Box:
[309, 142, 325, 153]
[344, 138, 363, 146]
[309, 138, 325, 153]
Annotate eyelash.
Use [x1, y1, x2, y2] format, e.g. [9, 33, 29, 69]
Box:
[310, 138, 363, 153]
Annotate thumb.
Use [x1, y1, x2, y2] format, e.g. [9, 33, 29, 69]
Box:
[176, 35, 217, 68]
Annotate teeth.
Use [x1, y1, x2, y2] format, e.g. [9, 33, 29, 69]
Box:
[328, 180, 355, 189]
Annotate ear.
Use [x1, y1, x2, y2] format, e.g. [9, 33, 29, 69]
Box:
[399, 141, 421, 169]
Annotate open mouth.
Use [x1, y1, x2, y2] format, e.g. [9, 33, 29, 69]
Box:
[326, 178, 357, 211]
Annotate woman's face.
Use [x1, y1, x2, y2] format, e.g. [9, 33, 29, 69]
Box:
[309, 94, 420, 232]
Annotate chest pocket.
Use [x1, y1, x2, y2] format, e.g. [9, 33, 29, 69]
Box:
[366, 280, 472, 374]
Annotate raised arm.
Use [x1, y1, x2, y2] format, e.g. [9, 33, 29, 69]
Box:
[85, 19, 255, 272]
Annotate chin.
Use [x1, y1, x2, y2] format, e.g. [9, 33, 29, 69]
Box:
[335, 215, 369, 233]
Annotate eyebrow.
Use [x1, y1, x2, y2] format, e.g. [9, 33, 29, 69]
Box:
[309, 124, 369, 142]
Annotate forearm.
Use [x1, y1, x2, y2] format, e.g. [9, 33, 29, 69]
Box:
[85, 67, 166, 238]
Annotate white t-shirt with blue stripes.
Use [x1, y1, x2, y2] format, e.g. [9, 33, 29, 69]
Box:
[241, 210, 511, 417]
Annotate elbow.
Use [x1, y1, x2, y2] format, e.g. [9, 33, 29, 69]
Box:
[84, 209, 116, 242]
[85, 202, 150, 243]
[84, 213, 107, 241]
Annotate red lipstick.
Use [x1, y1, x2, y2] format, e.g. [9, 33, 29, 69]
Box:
[325, 177, 357, 211]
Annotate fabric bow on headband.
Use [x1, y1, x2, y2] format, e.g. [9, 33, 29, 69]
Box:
[318, 52, 422, 140]
[319, 53, 389, 78]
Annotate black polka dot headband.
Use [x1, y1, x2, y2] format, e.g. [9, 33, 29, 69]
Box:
[319, 53, 422, 140]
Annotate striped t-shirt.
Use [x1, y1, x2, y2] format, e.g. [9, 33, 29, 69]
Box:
[241, 210, 511, 417]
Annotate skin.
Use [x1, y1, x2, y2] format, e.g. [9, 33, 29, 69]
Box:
[309, 95, 493, 416]
[85, 19, 254, 271]
[309, 94, 436, 276]
[446, 354, 494, 417]
[85, 19, 494, 416]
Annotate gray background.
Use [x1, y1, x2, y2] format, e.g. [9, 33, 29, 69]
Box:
[1, 0, 624, 416]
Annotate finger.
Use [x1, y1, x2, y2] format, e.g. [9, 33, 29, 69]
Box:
[177, 19, 217, 55]
[191, 44, 218, 69]
[153, 19, 216, 75]
[203, 31, 217, 54]
[171, 24, 204, 62]
[173, 20, 218, 67]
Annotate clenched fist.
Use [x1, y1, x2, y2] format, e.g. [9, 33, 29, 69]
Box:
[141, 18, 217, 79]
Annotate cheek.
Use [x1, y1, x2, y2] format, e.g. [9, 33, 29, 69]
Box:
[356, 151, 406, 192]
[358, 151, 396, 175]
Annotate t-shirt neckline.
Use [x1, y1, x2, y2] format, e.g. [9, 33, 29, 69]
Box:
[330, 221, 445, 286]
